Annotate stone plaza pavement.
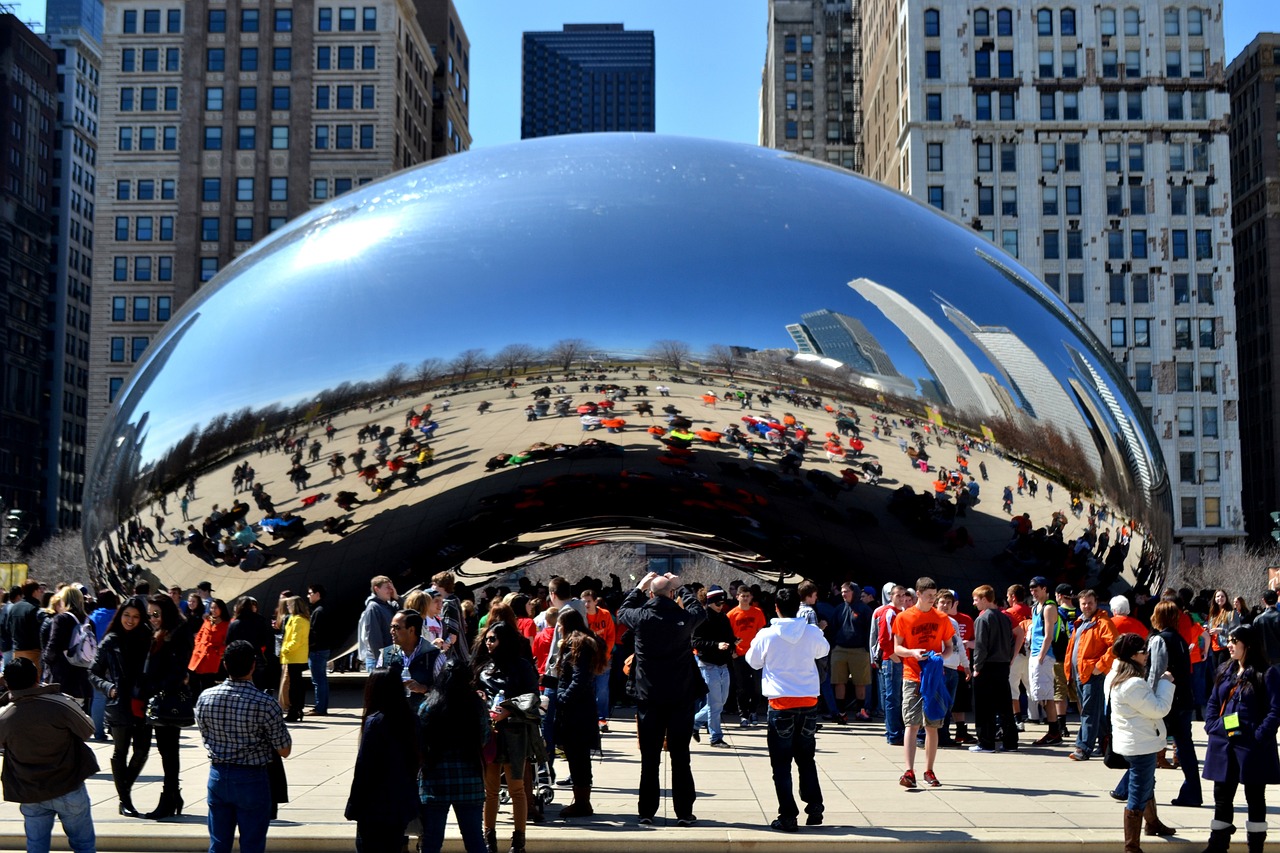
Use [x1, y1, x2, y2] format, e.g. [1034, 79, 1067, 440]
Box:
[0, 679, 1258, 852]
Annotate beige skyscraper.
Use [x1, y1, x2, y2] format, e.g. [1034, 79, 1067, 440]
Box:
[760, 0, 862, 173]
[89, 0, 468, 452]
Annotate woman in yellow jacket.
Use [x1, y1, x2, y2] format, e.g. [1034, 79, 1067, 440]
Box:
[279, 595, 311, 722]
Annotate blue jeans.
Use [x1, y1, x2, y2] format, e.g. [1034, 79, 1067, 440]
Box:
[593, 670, 610, 722]
[694, 661, 730, 742]
[309, 649, 330, 713]
[880, 659, 904, 742]
[766, 705, 823, 821]
[1076, 676, 1105, 752]
[1125, 752, 1157, 811]
[20, 783, 95, 853]
[91, 686, 108, 740]
[208, 764, 272, 853]
[419, 802, 487, 853]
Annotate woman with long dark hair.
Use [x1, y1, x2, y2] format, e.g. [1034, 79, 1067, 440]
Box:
[344, 668, 419, 852]
[90, 599, 152, 816]
[1148, 601, 1202, 809]
[418, 660, 489, 852]
[188, 598, 229, 696]
[140, 592, 194, 820]
[473, 620, 542, 853]
[553, 607, 605, 819]
[1200, 624, 1280, 853]
[1208, 590, 1233, 670]
[1105, 632, 1176, 852]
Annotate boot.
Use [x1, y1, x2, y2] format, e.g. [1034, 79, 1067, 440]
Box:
[1124, 808, 1145, 853]
[1202, 820, 1236, 853]
[509, 830, 526, 853]
[1246, 821, 1266, 853]
[559, 785, 594, 818]
[111, 758, 139, 817]
[145, 787, 183, 820]
[484, 827, 499, 853]
[1144, 798, 1176, 836]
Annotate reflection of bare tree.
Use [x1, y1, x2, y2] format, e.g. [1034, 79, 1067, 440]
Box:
[705, 344, 741, 380]
[748, 350, 799, 386]
[494, 343, 540, 377]
[450, 348, 488, 381]
[24, 532, 92, 587]
[649, 339, 691, 373]
[414, 358, 446, 392]
[382, 362, 409, 394]
[547, 338, 590, 373]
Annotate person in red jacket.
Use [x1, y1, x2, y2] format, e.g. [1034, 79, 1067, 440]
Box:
[188, 598, 230, 697]
[532, 609, 558, 677]
[728, 587, 767, 727]
[580, 588, 617, 733]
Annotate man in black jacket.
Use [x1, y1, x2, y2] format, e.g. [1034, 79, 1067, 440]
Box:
[305, 585, 331, 715]
[692, 586, 735, 747]
[617, 571, 707, 825]
[969, 585, 1018, 753]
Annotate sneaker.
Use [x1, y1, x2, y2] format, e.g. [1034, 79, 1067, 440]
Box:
[751, 714, 759, 726]
[968, 744, 996, 753]
[1068, 748, 1089, 761]
[805, 813, 824, 826]
[740, 717, 751, 728]
[1015, 719, 1026, 732]
[922, 770, 941, 788]
[953, 733, 975, 745]
[677, 815, 697, 827]
[1032, 732, 1064, 746]
[855, 709, 872, 722]
[709, 739, 731, 749]
[599, 723, 610, 734]
[770, 817, 799, 833]
[557, 776, 575, 788]
[888, 738, 904, 746]
[1060, 725, 1072, 739]
[692, 727, 701, 743]
[835, 713, 849, 725]
[899, 770, 917, 789]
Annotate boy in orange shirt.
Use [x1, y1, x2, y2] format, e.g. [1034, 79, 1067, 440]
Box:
[728, 587, 768, 726]
[581, 588, 617, 733]
[893, 577, 955, 789]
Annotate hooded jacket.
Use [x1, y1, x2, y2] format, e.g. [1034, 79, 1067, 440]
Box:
[744, 617, 829, 699]
[616, 586, 706, 704]
[1105, 669, 1175, 757]
[0, 684, 99, 803]
[357, 593, 399, 662]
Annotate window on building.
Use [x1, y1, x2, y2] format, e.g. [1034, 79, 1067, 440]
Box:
[1061, 8, 1076, 34]
[1065, 185, 1081, 215]
[1199, 362, 1217, 393]
[1179, 451, 1197, 482]
[976, 142, 992, 172]
[1170, 185, 1187, 215]
[316, 125, 330, 148]
[112, 255, 127, 280]
[974, 9, 990, 36]
[928, 186, 944, 210]
[1189, 91, 1207, 120]
[241, 8, 259, 32]
[999, 91, 1015, 119]
[1174, 317, 1192, 348]
[1001, 186, 1017, 216]
[1107, 185, 1123, 216]
[1000, 143, 1016, 172]
[1132, 273, 1149, 302]
[1134, 317, 1151, 347]
[975, 50, 991, 78]
[156, 295, 171, 319]
[339, 7, 357, 30]
[1063, 142, 1080, 170]
[1109, 273, 1126, 304]
[1169, 143, 1186, 172]
[1173, 273, 1191, 303]
[236, 178, 254, 201]
[927, 143, 943, 171]
[273, 47, 291, 71]
[1110, 318, 1126, 347]
[272, 86, 291, 110]
[235, 217, 253, 241]
[201, 217, 219, 241]
[271, 126, 289, 149]
[1126, 91, 1143, 120]
[978, 185, 994, 215]
[1066, 229, 1082, 259]
[1135, 361, 1152, 391]
[1197, 273, 1214, 305]
[111, 296, 126, 321]
[1040, 91, 1055, 119]
[1040, 143, 1056, 171]
[1062, 50, 1078, 78]
[1188, 8, 1203, 35]
[1177, 407, 1195, 437]
[1037, 8, 1053, 35]
[997, 8, 1012, 35]
[1067, 272, 1084, 301]
[1038, 49, 1054, 78]
[318, 8, 332, 30]
[1131, 229, 1147, 259]
[337, 85, 354, 109]
[925, 51, 941, 79]
[205, 87, 223, 111]
[1001, 229, 1018, 257]
[363, 7, 377, 30]
[207, 48, 224, 72]
[201, 258, 218, 282]
[1199, 317, 1216, 349]
[1195, 229, 1212, 260]
[317, 47, 331, 69]
[1043, 229, 1060, 259]
[1203, 452, 1220, 482]
[239, 86, 257, 110]
[240, 47, 258, 72]
[110, 336, 125, 361]
[123, 9, 136, 32]
[338, 46, 356, 69]
[998, 50, 1014, 78]
[136, 216, 153, 241]
[361, 85, 375, 109]
[162, 179, 175, 199]
[275, 9, 293, 31]
[1042, 186, 1058, 214]
[1107, 230, 1125, 259]
[203, 126, 222, 150]
[132, 296, 150, 321]
[975, 92, 992, 120]
[336, 125, 354, 149]
[135, 257, 151, 281]
[925, 8, 941, 36]
[1103, 91, 1120, 120]
[1167, 50, 1182, 78]
[1167, 91, 1184, 120]
[1164, 8, 1180, 35]
[1202, 407, 1218, 438]
[270, 177, 287, 200]
[237, 126, 255, 149]
[1189, 50, 1206, 78]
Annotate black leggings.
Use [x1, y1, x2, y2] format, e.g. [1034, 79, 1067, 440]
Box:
[287, 662, 306, 715]
[109, 723, 151, 786]
[154, 725, 181, 790]
[1214, 778, 1267, 824]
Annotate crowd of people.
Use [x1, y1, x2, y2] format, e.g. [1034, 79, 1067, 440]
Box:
[4, 568, 1280, 852]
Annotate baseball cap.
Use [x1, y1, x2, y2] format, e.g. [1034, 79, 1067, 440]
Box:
[1056, 583, 1074, 596]
[1029, 576, 1049, 589]
[197, 580, 214, 592]
[862, 585, 876, 597]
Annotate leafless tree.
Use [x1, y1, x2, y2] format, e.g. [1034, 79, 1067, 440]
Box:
[494, 343, 540, 377]
[649, 339, 692, 373]
[547, 338, 590, 373]
[705, 344, 741, 380]
[22, 532, 91, 588]
[414, 357, 446, 391]
[382, 361, 409, 394]
[450, 348, 488, 381]
[1167, 544, 1280, 598]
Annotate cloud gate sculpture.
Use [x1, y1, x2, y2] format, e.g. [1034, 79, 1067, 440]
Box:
[87, 134, 1171, 637]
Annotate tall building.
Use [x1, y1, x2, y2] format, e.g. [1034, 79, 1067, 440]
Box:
[88, 0, 449, 453]
[0, 14, 58, 540]
[520, 24, 654, 139]
[416, 0, 470, 158]
[43, 0, 103, 532]
[858, 0, 1242, 560]
[1227, 34, 1280, 546]
[760, 0, 862, 172]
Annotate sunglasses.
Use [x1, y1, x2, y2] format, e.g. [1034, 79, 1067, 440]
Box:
[148, 611, 162, 618]
[484, 635, 499, 643]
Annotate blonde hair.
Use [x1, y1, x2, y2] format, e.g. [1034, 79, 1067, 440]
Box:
[402, 589, 429, 617]
[283, 595, 309, 618]
[56, 586, 88, 622]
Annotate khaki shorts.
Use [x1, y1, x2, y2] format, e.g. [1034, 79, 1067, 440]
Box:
[1053, 661, 1075, 703]
[1028, 656, 1056, 705]
[831, 647, 871, 686]
[901, 678, 943, 728]
[1009, 653, 1029, 696]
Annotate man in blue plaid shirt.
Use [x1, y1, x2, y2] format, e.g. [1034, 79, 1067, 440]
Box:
[195, 640, 292, 853]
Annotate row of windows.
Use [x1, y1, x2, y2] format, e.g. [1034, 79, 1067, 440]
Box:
[200, 216, 267, 242]
[118, 125, 177, 151]
[1099, 272, 1214, 306]
[934, 46, 1211, 81]
[316, 45, 377, 71]
[781, 34, 815, 54]
[113, 215, 174, 241]
[314, 124, 376, 149]
[208, 8, 292, 33]
[922, 139, 1213, 176]
[116, 178, 176, 200]
[122, 9, 181, 34]
[313, 176, 367, 199]
[119, 86, 179, 111]
[317, 7, 378, 32]
[926, 7, 1207, 39]
[199, 177, 289, 203]
[205, 86, 292, 111]
[109, 295, 170, 322]
[121, 47, 180, 73]
[315, 85, 376, 110]
[109, 335, 150, 362]
[203, 125, 291, 151]
[1109, 317, 1218, 351]
[1178, 450, 1222, 484]
[112, 256, 173, 282]
[206, 47, 293, 73]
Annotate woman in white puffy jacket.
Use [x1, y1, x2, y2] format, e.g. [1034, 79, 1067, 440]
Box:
[1105, 632, 1175, 853]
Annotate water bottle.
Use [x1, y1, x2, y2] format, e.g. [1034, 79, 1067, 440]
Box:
[490, 690, 505, 720]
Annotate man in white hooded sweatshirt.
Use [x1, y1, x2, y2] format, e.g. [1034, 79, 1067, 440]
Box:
[746, 587, 831, 833]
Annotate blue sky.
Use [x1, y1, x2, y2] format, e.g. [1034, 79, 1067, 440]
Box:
[8, 0, 1280, 146]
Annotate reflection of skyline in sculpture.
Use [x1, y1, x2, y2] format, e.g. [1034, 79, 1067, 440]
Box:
[1067, 346, 1156, 495]
[786, 309, 916, 398]
[943, 304, 1103, 473]
[848, 278, 1002, 420]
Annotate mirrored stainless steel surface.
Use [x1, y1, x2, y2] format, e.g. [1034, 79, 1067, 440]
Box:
[86, 134, 1171, 625]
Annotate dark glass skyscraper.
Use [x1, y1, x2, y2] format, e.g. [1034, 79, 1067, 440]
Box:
[521, 24, 654, 139]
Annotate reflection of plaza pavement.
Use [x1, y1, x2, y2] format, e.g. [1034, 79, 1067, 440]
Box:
[133, 376, 1141, 624]
[0, 677, 1203, 850]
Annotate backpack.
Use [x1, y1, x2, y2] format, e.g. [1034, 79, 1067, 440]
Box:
[65, 619, 98, 668]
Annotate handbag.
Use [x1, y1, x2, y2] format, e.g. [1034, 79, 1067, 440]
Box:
[146, 687, 195, 727]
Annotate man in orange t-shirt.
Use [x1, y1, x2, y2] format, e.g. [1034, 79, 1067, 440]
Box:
[893, 577, 955, 789]
[728, 587, 768, 726]
[581, 588, 617, 732]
